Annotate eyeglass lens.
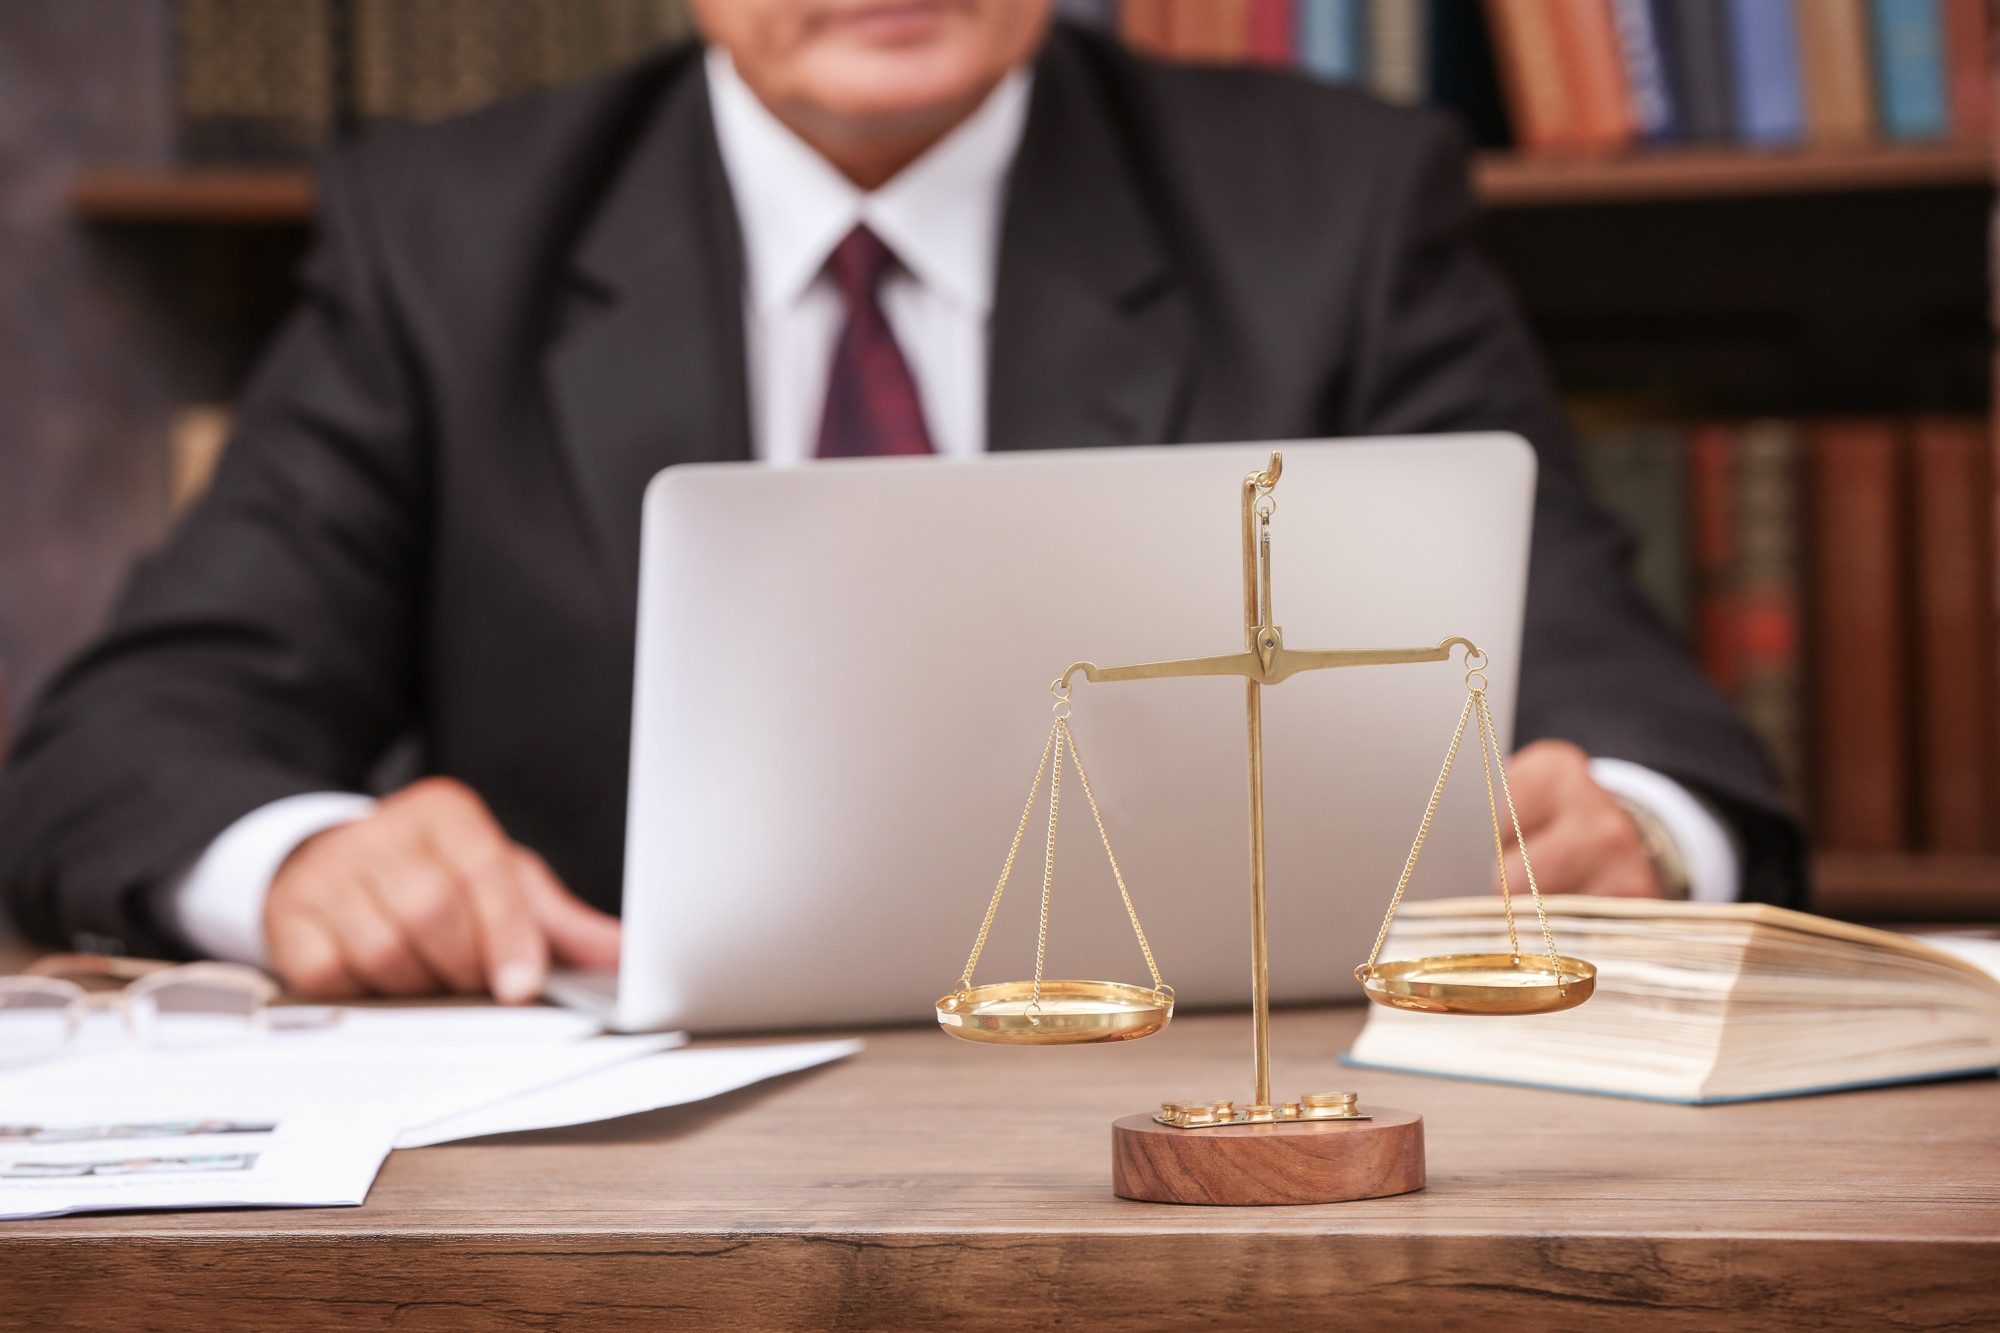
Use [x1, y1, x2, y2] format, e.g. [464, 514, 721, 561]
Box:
[127, 978, 263, 1049]
[0, 985, 79, 1066]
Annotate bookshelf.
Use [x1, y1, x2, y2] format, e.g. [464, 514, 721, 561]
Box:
[69, 143, 1999, 223]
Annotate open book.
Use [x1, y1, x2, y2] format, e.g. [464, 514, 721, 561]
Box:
[1345, 896, 2000, 1104]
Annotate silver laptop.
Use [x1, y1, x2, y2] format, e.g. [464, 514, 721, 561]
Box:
[571, 436, 1536, 1033]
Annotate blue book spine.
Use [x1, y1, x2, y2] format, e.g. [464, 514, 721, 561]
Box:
[1053, 0, 1118, 26]
[1613, 0, 1683, 141]
[1725, 0, 1805, 144]
[1869, 0, 1949, 139]
[1299, 0, 1367, 83]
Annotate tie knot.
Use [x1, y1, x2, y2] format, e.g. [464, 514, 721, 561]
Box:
[828, 224, 896, 306]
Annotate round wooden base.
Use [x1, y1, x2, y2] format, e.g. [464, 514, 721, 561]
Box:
[1111, 1107, 1424, 1206]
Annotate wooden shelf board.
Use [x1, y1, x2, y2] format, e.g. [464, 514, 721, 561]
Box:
[1813, 852, 2000, 923]
[68, 142, 1996, 224]
[1474, 140, 1993, 207]
[68, 168, 316, 222]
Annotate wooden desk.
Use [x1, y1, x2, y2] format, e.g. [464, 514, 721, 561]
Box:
[4, 1005, 1996, 1331]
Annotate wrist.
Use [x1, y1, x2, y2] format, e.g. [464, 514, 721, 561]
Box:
[1610, 794, 1690, 900]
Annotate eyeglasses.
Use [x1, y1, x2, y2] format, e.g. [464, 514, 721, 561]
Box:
[0, 955, 303, 1066]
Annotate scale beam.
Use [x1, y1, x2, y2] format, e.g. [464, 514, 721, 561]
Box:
[1062, 634, 1478, 691]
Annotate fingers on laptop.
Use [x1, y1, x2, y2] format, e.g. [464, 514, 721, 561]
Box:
[265, 777, 583, 1004]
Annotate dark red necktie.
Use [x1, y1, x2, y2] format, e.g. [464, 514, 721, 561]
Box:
[815, 225, 935, 458]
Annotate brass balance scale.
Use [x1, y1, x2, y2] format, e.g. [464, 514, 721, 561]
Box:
[935, 452, 1596, 1206]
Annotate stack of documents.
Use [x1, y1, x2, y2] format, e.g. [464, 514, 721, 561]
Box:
[0, 1005, 858, 1219]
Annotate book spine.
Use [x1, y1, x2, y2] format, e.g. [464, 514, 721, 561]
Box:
[1610, 0, 1681, 139]
[1300, 0, 1369, 79]
[1735, 420, 1805, 806]
[1797, 0, 1879, 145]
[1870, 0, 1951, 139]
[1725, 0, 1806, 144]
[1661, 0, 1737, 140]
[1248, 0, 1300, 62]
[1054, 0, 1121, 28]
[1809, 419, 1909, 852]
[1371, 0, 1432, 100]
[1942, 0, 1993, 141]
[1551, 0, 1639, 149]
[177, 0, 338, 161]
[1689, 422, 1742, 699]
[1485, 0, 1578, 148]
[1578, 425, 1695, 635]
[1910, 415, 1997, 851]
[1121, 0, 1178, 54]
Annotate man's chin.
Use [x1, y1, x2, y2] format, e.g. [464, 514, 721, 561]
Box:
[792, 52, 994, 125]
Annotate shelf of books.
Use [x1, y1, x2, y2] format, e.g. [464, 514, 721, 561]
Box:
[68, 137, 1995, 225]
[60, 0, 2000, 919]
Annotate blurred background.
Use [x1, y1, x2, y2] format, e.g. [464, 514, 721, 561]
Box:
[0, 0, 1993, 920]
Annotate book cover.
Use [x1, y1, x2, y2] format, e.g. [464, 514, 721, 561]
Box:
[1609, 0, 1682, 140]
[1942, 0, 1993, 141]
[1726, 0, 1807, 144]
[1247, 0, 1300, 62]
[1484, 0, 1578, 148]
[1299, 0, 1369, 81]
[1689, 422, 1741, 698]
[1578, 424, 1694, 636]
[1429, 0, 1517, 144]
[1551, 0, 1639, 148]
[1735, 420, 1804, 806]
[1178, 0, 1254, 58]
[1870, 0, 1951, 139]
[1797, 0, 1878, 144]
[1660, 0, 1737, 140]
[1371, 0, 1432, 101]
[1810, 419, 1909, 852]
[1910, 416, 1996, 851]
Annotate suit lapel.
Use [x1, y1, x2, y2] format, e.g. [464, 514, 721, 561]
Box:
[546, 59, 752, 613]
[989, 35, 1194, 453]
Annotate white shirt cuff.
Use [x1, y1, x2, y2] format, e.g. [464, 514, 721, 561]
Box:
[169, 792, 379, 967]
[1587, 758, 1741, 903]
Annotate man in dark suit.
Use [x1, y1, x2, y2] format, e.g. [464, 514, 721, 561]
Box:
[0, 0, 1801, 1003]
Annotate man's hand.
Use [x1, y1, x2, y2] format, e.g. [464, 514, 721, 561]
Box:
[1497, 740, 1661, 898]
[264, 777, 623, 1002]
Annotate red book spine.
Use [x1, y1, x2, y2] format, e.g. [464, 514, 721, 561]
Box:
[1549, 0, 1636, 151]
[1121, 0, 1177, 55]
[1911, 415, 1996, 850]
[1943, 0, 1993, 143]
[1688, 422, 1741, 698]
[1246, 0, 1297, 65]
[1484, 0, 1578, 151]
[1809, 420, 1909, 852]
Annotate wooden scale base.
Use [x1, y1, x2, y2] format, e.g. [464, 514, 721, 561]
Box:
[1111, 1108, 1425, 1206]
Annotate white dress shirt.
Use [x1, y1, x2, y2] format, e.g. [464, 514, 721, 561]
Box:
[168, 49, 1739, 967]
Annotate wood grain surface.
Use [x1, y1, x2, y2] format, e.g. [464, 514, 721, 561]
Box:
[1111, 1108, 1424, 1205]
[4, 1005, 1998, 1331]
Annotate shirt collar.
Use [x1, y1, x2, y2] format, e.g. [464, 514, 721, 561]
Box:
[705, 46, 1031, 317]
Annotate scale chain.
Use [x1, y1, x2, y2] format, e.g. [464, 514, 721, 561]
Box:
[1032, 720, 1066, 1010]
[1479, 690, 1565, 981]
[1365, 690, 1476, 971]
[1063, 722, 1165, 992]
[1471, 678, 1523, 958]
[957, 722, 1057, 993]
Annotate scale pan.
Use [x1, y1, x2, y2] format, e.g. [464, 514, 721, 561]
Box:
[1357, 953, 1595, 1016]
[936, 980, 1173, 1045]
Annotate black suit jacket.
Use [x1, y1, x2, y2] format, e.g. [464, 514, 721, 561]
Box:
[0, 26, 1805, 956]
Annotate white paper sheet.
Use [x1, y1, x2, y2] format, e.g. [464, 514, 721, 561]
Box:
[0, 1111, 396, 1220]
[397, 1038, 864, 1146]
[0, 1006, 685, 1218]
